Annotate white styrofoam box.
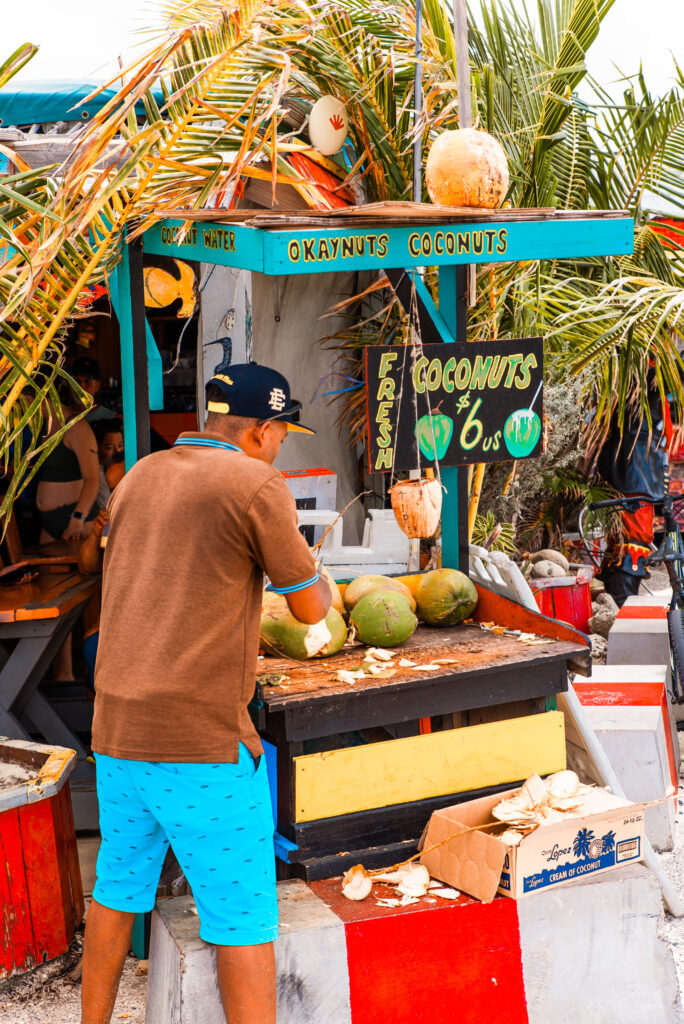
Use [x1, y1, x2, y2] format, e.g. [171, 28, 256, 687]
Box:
[571, 704, 674, 852]
[283, 468, 337, 546]
[297, 508, 409, 577]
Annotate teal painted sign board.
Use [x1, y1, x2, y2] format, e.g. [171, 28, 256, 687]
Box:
[365, 338, 543, 473]
[144, 216, 634, 275]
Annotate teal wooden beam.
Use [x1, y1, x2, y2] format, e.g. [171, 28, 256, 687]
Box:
[144, 216, 634, 276]
[437, 265, 468, 571]
[112, 255, 138, 470]
[110, 275, 163, 413]
[412, 274, 456, 344]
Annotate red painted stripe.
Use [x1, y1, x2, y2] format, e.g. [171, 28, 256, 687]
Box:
[19, 798, 68, 963]
[343, 898, 528, 1024]
[617, 606, 667, 619]
[0, 807, 35, 978]
[574, 682, 665, 706]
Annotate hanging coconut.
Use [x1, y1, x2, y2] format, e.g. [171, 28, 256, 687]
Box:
[425, 128, 509, 209]
[308, 95, 349, 156]
[390, 478, 442, 539]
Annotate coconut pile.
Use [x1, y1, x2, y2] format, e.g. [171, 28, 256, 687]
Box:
[260, 567, 479, 665]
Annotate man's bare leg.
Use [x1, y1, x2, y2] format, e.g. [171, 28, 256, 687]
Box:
[81, 900, 135, 1024]
[216, 942, 276, 1024]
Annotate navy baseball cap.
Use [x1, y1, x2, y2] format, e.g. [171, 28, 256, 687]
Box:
[206, 362, 315, 435]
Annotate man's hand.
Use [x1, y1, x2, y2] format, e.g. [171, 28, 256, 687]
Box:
[63, 516, 87, 541]
[91, 510, 109, 539]
[285, 575, 331, 624]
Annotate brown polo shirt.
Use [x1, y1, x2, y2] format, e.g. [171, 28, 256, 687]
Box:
[91, 431, 318, 763]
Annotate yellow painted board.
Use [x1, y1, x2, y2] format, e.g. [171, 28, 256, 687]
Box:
[294, 710, 566, 822]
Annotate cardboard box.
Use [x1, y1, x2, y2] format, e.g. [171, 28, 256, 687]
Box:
[420, 787, 645, 903]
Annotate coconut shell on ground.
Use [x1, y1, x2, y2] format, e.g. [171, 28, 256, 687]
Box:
[425, 128, 509, 209]
[415, 568, 478, 627]
[344, 574, 416, 613]
[350, 590, 418, 648]
[260, 603, 348, 659]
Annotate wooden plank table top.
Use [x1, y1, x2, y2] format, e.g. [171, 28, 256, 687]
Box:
[0, 568, 100, 624]
[257, 623, 585, 710]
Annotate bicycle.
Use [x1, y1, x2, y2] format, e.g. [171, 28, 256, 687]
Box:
[580, 491, 684, 705]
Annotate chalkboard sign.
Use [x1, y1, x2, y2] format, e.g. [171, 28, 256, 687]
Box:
[365, 338, 544, 473]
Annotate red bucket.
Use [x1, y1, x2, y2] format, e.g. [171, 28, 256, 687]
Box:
[531, 576, 592, 634]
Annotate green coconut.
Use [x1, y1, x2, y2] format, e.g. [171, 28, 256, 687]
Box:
[349, 590, 418, 648]
[260, 601, 348, 659]
[415, 568, 478, 627]
[344, 574, 417, 614]
[319, 565, 345, 617]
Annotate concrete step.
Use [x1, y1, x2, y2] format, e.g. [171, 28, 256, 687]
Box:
[146, 866, 683, 1024]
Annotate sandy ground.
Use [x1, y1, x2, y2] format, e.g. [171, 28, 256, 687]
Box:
[0, 762, 35, 790]
[0, 905, 147, 1024]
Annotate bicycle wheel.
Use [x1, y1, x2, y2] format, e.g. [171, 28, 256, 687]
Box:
[667, 608, 684, 704]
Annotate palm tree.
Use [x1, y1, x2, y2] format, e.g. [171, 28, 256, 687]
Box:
[4, 0, 684, 518]
[600, 829, 616, 854]
[573, 826, 595, 858]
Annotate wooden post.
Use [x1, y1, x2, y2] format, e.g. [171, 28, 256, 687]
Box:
[117, 235, 151, 468]
[438, 265, 470, 571]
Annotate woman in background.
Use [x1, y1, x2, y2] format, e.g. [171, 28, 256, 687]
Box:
[36, 391, 100, 543]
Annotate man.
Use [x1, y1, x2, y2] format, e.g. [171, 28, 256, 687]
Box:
[72, 356, 118, 424]
[82, 363, 331, 1024]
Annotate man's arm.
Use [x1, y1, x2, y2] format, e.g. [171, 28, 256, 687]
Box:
[78, 510, 107, 575]
[285, 575, 331, 624]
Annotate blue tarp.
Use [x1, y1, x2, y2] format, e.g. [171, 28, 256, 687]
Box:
[0, 80, 163, 126]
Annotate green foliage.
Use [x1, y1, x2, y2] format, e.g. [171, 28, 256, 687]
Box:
[471, 510, 517, 554]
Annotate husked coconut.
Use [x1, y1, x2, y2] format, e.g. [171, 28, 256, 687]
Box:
[530, 549, 570, 573]
[390, 478, 442, 538]
[342, 864, 372, 901]
[545, 770, 580, 800]
[426, 128, 509, 209]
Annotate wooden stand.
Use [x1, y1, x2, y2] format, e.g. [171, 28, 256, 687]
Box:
[252, 585, 589, 879]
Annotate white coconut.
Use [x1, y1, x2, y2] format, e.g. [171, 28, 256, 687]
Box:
[309, 96, 349, 156]
[545, 770, 581, 800]
[426, 128, 509, 209]
[342, 864, 372, 901]
[500, 829, 524, 847]
[303, 619, 333, 657]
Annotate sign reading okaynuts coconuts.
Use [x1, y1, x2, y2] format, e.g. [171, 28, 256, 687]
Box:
[365, 338, 544, 473]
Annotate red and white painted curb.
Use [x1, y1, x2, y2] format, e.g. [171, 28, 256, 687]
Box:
[147, 865, 681, 1024]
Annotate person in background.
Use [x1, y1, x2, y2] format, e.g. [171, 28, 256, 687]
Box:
[36, 387, 100, 543]
[72, 356, 117, 424]
[94, 419, 124, 510]
[79, 457, 126, 693]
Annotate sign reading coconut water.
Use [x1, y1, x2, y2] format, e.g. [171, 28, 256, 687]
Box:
[365, 338, 543, 472]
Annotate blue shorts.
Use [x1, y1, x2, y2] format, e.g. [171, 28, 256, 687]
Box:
[93, 744, 278, 946]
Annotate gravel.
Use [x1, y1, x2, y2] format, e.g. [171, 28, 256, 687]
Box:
[0, 904, 147, 1024]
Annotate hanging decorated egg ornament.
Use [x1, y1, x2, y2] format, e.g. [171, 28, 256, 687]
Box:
[308, 95, 349, 156]
[425, 128, 509, 209]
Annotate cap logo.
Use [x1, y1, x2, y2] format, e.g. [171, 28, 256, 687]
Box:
[214, 373, 234, 386]
[269, 387, 287, 412]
